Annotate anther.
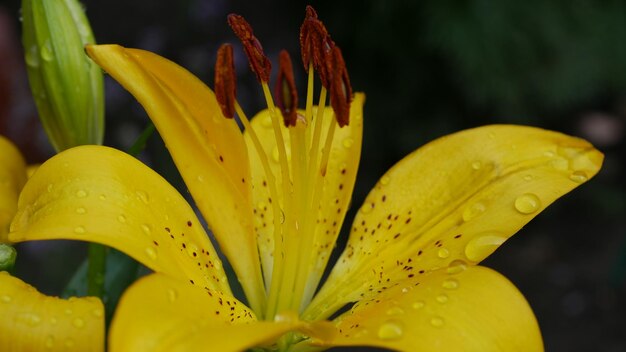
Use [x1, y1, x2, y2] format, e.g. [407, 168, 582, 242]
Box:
[328, 46, 352, 127]
[227, 14, 272, 83]
[299, 6, 334, 87]
[214, 44, 236, 118]
[275, 50, 298, 127]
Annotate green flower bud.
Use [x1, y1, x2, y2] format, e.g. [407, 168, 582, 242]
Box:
[22, 0, 104, 151]
[0, 244, 17, 272]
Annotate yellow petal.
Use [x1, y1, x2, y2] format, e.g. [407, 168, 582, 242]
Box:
[307, 125, 603, 319]
[0, 136, 27, 241]
[317, 266, 542, 351]
[0, 271, 104, 352]
[10, 145, 231, 294]
[110, 273, 303, 352]
[86, 44, 264, 313]
[246, 94, 364, 300]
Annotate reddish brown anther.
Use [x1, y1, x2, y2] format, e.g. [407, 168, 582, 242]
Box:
[275, 50, 299, 127]
[299, 5, 334, 87]
[214, 44, 237, 119]
[227, 14, 272, 83]
[328, 46, 353, 127]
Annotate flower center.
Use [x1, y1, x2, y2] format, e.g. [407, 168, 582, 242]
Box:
[214, 7, 353, 320]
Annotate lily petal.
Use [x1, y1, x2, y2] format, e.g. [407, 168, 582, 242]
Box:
[0, 136, 27, 241]
[307, 125, 603, 319]
[86, 44, 265, 312]
[245, 94, 364, 299]
[10, 145, 230, 293]
[0, 271, 104, 351]
[110, 273, 304, 352]
[315, 266, 542, 351]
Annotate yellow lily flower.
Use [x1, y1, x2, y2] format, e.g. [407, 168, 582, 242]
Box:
[0, 135, 104, 351]
[9, 8, 603, 351]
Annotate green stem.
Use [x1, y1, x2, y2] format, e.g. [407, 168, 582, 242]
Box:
[85, 122, 155, 298]
[87, 243, 106, 296]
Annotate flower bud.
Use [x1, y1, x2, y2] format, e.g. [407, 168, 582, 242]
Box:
[0, 244, 17, 272]
[21, 0, 104, 151]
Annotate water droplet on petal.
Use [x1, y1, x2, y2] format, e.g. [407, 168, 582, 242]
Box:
[380, 175, 391, 185]
[197, 175, 205, 182]
[99, 194, 106, 201]
[45, 335, 54, 349]
[437, 248, 450, 259]
[25, 45, 40, 67]
[136, 190, 149, 204]
[76, 189, 87, 198]
[446, 260, 467, 275]
[360, 202, 374, 214]
[569, 170, 588, 183]
[92, 308, 103, 318]
[117, 215, 127, 223]
[462, 202, 486, 222]
[430, 316, 445, 328]
[412, 301, 425, 310]
[523, 174, 534, 181]
[75, 207, 86, 214]
[145, 247, 157, 260]
[47, 184, 53, 193]
[514, 193, 541, 214]
[1, 295, 11, 303]
[436, 294, 449, 304]
[73, 318, 85, 328]
[465, 233, 506, 262]
[74, 226, 86, 234]
[386, 306, 405, 316]
[167, 288, 178, 302]
[377, 321, 403, 340]
[442, 278, 459, 290]
[550, 158, 569, 171]
[471, 161, 482, 170]
[40, 40, 54, 61]
[342, 138, 354, 149]
[141, 224, 152, 235]
[543, 151, 555, 157]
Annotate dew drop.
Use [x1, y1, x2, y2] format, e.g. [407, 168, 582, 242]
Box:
[523, 174, 533, 181]
[436, 294, 449, 304]
[462, 202, 486, 222]
[569, 170, 588, 183]
[145, 247, 157, 260]
[464, 233, 506, 262]
[167, 288, 178, 302]
[471, 161, 482, 170]
[549, 158, 569, 171]
[437, 248, 450, 259]
[442, 278, 459, 290]
[73, 317, 85, 328]
[76, 189, 87, 198]
[117, 215, 127, 223]
[342, 138, 354, 149]
[141, 224, 152, 235]
[412, 301, 425, 310]
[1, 295, 11, 303]
[514, 193, 541, 214]
[23, 313, 41, 326]
[45, 335, 54, 349]
[197, 175, 205, 182]
[261, 114, 273, 128]
[446, 260, 467, 275]
[74, 226, 86, 234]
[360, 202, 374, 214]
[75, 207, 86, 214]
[380, 175, 391, 185]
[92, 308, 103, 318]
[40, 40, 54, 61]
[386, 306, 405, 316]
[543, 151, 555, 157]
[136, 190, 149, 204]
[65, 338, 75, 348]
[25, 45, 40, 67]
[46, 184, 53, 193]
[377, 321, 403, 340]
[430, 316, 445, 328]
[99, 194, 106, 201]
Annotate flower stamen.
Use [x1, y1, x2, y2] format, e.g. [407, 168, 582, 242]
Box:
[275, 50, 298, 127]
[214, 44, 236, 119]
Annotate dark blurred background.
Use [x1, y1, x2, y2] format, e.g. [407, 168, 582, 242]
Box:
[1, 0, 624, 350]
